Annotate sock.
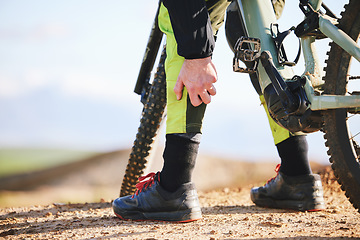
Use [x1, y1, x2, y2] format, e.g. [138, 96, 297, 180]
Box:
[277, 135, 312, 176]
[160, 133, 201, 192]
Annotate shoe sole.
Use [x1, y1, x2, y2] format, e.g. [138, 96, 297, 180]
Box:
[114, 212, 201, 223]
[252, 196, 326, 212]
[113, 207, 202, 223]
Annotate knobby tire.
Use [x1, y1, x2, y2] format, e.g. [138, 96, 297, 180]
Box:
[120, 48, 167, 197]
[323, 0, 360, 212]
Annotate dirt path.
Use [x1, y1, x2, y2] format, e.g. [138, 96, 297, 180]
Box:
[1, 170, 359, 240]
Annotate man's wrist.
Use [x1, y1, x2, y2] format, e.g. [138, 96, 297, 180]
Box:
[184, 53, 213, 60]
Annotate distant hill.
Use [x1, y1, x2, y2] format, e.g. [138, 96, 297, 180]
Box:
[0, 148, 99, 177]
[0, 147, 327, 207]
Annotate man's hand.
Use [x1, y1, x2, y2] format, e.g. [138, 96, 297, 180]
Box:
[174, 57, 217, 107]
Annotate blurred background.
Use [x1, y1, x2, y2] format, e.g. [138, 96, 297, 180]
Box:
[0, 0, 349, 206]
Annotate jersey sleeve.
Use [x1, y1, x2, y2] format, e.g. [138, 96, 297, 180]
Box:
[163, 0, 215, 59]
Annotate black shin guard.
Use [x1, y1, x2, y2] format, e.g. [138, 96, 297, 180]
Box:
[277, 135, 312, 176]
[160, 133, 200, 192]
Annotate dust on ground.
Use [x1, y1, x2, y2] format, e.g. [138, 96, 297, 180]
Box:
[0, 150, 359, 239]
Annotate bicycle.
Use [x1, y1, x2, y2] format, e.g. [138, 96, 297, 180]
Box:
[119, 0, 360, 213]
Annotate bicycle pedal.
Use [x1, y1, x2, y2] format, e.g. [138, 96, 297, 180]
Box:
[233, 37, 261, 74]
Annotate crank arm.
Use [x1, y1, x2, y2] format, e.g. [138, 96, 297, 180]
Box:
[260, 51, 299, 114]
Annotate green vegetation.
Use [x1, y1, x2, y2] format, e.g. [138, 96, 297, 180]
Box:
[0, 148, 99, 177]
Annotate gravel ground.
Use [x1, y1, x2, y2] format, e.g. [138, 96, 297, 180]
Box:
[1, 167, 359, 240]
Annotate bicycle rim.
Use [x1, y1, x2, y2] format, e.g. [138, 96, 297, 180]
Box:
[323, 0, 360, 212]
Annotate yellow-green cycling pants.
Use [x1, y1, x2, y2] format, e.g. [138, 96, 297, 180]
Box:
[158, 1, 298, 145]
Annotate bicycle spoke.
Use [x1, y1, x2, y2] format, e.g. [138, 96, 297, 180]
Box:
[350, 131, 360, 140]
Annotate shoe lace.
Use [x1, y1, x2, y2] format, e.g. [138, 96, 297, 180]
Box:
[266, 164, 281, 184]
[132, 172, 158, 198]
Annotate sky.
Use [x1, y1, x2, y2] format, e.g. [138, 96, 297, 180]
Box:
[0, 0, 351, 164]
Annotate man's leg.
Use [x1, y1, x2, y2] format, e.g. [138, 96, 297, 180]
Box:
[225, 1, 324, 211]
[159, 0, 230, 193]
[157, 1, 208, 192]
[250, 96, 325, 211]
[258, 95, 312, 176]
[112, 3, 210, 222]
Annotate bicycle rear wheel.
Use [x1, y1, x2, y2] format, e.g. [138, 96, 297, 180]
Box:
[323, 0, 360, 212]
[120, 48, 167, 197]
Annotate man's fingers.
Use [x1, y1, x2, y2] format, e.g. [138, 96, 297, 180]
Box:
[174, 79, 184, 100]
[189, 85, 216, 106]
[189, 93, 203, 107]
[207, 85, 216, 96]
[198, 91, 211, 105]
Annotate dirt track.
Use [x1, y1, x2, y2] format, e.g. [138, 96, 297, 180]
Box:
[0, 150, 359, 239]
[1, 167, 360, 239]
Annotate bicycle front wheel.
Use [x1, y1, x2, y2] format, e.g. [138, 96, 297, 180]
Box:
[323, 0, 360, 212]
[120, 48, 167, 197]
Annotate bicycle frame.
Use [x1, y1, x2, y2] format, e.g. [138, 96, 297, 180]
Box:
[123, 0, 360, 211]
[236, 0, 360, 111]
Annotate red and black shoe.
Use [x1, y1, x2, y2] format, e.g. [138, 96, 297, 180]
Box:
[250, 164, 325, 211]
[112, 172, 202, 222]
